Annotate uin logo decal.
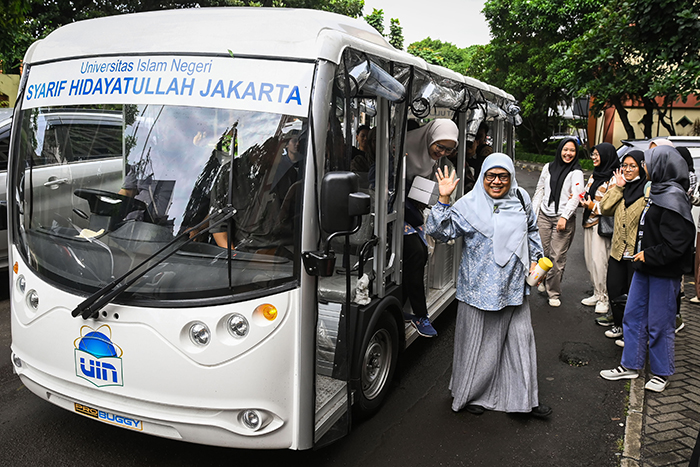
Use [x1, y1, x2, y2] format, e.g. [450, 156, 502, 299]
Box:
[74, 325, 124, 387]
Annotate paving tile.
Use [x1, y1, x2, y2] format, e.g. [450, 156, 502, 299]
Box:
[645, 451, 684, 466]
[662, 388, 686, 397]
[650, 429, 682, 442]
[657, 396, 686, 405]
[645, 439, 683, 454]
[682, 401, 700, 413]
[652, 421, 684, 432]
[684, 392, 700, 405]
[679, 436, 697, 448]
[652, 412, 685, 423]
[655, 403, 687, 414]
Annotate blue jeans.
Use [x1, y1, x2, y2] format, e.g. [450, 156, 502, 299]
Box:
[621, 271, 679, 376]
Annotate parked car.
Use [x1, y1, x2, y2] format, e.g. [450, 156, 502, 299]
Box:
[614, 136, 700, 237]
[0, 109, 12, 269]
[0, 109, 124, 270]
[617, 136, 700, 159]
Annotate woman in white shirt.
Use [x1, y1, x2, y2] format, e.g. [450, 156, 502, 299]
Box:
[532, 138, 585, 307]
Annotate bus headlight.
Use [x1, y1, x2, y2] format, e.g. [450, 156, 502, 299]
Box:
[240, 410, 264, 431]
[17, 275, 26, 294]
[227, 313, 249, 338]
[26, 290, 39, 310]
[189, 322, 211, 346]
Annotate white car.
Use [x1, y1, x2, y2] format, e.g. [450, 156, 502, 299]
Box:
[0, 109, 124, 269]
[0, 108, 13, 269]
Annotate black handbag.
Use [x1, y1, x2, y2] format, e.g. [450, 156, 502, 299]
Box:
[597, 215, 614, 238]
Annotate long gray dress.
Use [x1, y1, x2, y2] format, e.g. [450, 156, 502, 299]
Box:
[426, 187, 543, 413]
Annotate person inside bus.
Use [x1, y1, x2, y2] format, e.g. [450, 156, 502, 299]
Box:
[271, 130, 303, 198]
[403, 118, 459, 338]
[351, 127, 375, 174]
[426, 153, 551, 418]
[466, 122, 493, 177]
[351, 124, 370, 161]
[209, 130, 305, 254]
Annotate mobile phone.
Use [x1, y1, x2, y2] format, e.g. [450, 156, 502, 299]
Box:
[622, 255, 635, 261]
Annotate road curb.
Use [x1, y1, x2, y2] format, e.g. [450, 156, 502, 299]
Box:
[622, 377, 646, 466]
[513, 160, 544, 172]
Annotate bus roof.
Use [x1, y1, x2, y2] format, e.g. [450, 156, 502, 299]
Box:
[25, 8, 414, 66]
[23, 7, 515, 105]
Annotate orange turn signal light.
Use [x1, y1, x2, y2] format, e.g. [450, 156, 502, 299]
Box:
[256, 304, 278, 321]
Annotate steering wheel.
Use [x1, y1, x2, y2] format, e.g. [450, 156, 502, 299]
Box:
[74, 188, 148, 219]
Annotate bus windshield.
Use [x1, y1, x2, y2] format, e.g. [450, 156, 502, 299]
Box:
[14, 104, 305, 303]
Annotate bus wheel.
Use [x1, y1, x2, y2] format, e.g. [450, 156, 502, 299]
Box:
[355, 311, 399, 418]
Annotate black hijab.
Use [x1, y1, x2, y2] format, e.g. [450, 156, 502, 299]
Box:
[621, 150, 646, 208]
[646, 146, 693, 226]
[583, 142, 620, 222]
[548, 137, 582, 212]
[677, 147, 694, 172]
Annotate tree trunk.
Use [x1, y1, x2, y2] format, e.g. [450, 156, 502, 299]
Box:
[656, 96, 676, 136]
[640, 96, 656, 139]
[610, 95, 636, 140]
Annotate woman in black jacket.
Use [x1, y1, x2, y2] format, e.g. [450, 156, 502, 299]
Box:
[600, 146, 695, 392]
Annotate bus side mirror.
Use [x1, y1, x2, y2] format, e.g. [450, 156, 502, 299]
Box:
[320, 171, 369, 234]
[302, 172, 371, 277]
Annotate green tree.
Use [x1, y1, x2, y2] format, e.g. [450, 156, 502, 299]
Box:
[3, 0, 365, 76]
[0, 0, 32, 73]
[563, 0, 700, 140]
[363, 8, 404, 51]
[407, 38, 479, 74]
[364, 7, 384, 35]
[212, 0, 364, 17]
[389, 18, 403, 50]
[481, 0, 601, 153]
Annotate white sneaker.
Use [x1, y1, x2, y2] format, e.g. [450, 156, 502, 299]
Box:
[690, 296, 700, 304]
[581, 295, 598, 306]
[605, 326, 623, 339]
[645, 376, 668, 392]
[548, 298, 561, 307]
[537, 283, 546, 293]
[595, 301, 609, 314]
[600, 366, 638, 381]
[615, 338, 624, 348]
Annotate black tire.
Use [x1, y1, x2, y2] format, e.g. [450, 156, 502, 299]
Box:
[354, 310, 399, 418]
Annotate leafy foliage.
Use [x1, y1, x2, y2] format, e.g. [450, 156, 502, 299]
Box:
[563, 0, 700, 139]
[389, 18, 403, 50]
[364, 8, 384, 36]
[480, 0, 601, 154]
[0, 0, 32, 73]
[1, 0, 365, 75]
[407, 38, 480, 75]
[363, 8, 404, 51]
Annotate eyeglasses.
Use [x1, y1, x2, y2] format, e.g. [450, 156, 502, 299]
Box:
[434, 143, 457, 155]
[621, 164, 639, 171]
[484, 172, 511, 182]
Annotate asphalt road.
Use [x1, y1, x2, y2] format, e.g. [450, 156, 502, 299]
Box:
[0, 166, 627, 466]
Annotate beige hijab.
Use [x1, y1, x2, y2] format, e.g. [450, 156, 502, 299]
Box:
[405, 119, 459, 181]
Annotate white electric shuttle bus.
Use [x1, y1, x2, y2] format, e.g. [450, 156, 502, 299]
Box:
[8, 8, 521, 449]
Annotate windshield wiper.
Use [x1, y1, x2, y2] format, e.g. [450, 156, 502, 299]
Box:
[71, 206, 236, 320]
